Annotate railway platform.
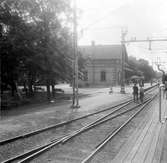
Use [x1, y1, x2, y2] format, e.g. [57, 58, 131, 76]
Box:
[112, 97, 167, 163]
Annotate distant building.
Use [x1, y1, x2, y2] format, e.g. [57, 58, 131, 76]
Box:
[78, 42, 128, 87]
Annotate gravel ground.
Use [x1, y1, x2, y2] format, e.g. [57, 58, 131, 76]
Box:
[0, 92, 132, 139]
[25, 102, 144, 163]
[0, 86, 156, 163]
[0, 101, 131, 162]
[28, 93, 158, 163]
[90, 100, 155, 163]
[0, 94, 131, 141]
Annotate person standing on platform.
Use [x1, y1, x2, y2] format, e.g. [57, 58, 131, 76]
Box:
[133, 83, 138, 102]
[139, 86, 144, 103]
[164, 81, 167, 99]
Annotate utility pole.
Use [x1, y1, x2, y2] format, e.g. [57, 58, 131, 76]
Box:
[71, 59, 75, 107]
[120, 28, 127, 94]
[123, 37, 167, 85]
[71, 0, 80, 108]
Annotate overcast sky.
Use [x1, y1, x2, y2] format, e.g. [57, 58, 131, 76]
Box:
[77, 0, 167, 71]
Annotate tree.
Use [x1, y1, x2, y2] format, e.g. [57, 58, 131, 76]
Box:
[138, 59, 155, 81]
[1, 0, 73, 100]
[0, 2, 31, 97]
[125, 56, 155, 82]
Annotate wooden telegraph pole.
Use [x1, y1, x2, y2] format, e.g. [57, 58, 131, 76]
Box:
[71, 0, 80, 108]
[120, 28, 128, 93]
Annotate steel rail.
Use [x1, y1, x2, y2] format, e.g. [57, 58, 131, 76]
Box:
[61, 97, 151, 143]
[18, 100, 150, 163]
[0, 84, 156, 146]
[2, 86, 156, 163]
[2, 96, 151, 163]
[1, 86, 157, 163]
[0, 98, 132, 145]
[144, 84, 157, 92]
[2, 100, 132, 163]
[81, 94, 157, 163]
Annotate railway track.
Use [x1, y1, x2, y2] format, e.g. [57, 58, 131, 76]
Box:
[1, 85, 158, 163]
[0, 84, 157, 146]
[0, 98, 132, 146]
[82, 95, 157, 163]
[1, 100, 135, 163]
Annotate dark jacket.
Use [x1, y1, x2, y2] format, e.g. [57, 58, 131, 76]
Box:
[133, 86, 138, 94]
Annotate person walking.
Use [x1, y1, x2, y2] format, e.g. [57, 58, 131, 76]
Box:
[133, 83, 138, 102]
[139, 86, 144, 103]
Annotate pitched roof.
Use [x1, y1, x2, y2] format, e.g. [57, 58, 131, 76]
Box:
[79, 44, 127, 60]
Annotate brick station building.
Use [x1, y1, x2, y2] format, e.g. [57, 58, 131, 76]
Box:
[78, 42, 128, 87]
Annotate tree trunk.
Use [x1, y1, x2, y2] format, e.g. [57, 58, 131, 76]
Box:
[51, 84, 55, 98]
[11, 83, 15, 97]
[10, 80, 16, 97]
[28, 81, 33, 96]
[46, 79, 51, 101]
[28, 74, 34, 96]
[15, 81, 22, 100]
[23, 82, 28, 96]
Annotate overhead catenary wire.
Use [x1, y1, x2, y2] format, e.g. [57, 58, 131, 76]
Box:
[77, 5, 127, 34]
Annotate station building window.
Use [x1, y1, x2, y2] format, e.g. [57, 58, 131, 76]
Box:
[101, 71, 106, 81]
